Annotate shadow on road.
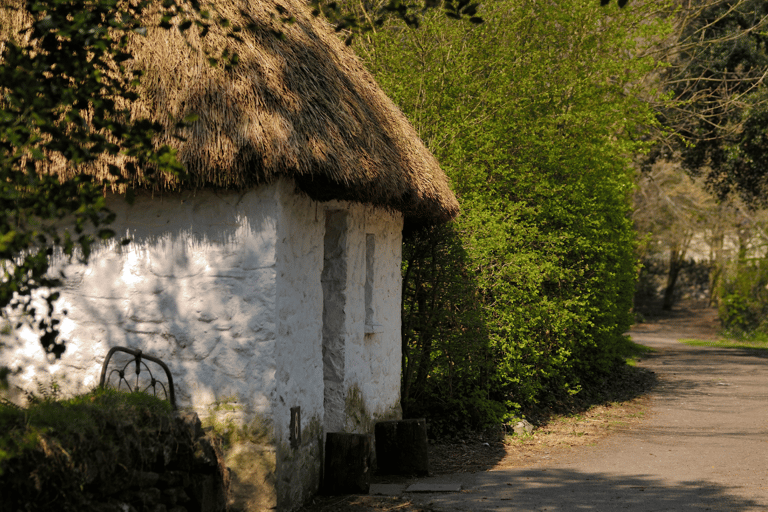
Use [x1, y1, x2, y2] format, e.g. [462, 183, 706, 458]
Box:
[638, 346, 768, 404]
[425, 467, 765, 511]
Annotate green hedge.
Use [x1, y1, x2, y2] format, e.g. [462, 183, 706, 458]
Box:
[718, 258, 768, 336]
[353, 0, 668, 433]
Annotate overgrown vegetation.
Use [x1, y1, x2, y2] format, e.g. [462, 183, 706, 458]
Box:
[352, 0, 670, 435]
[0, 387, 229, 511]
[1, 388, 172, 501]
[0, 387, 173, 468]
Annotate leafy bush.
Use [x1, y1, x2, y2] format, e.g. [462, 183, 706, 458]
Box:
[0, 388, 198, 510]
[354, 0, 668, 430]
[415, 389, 508, 439]
[0, 387, 174, 471]
[718, 258, 768, 335]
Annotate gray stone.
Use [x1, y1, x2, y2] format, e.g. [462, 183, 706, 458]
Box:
[513, 419, 534, 436]
[175, 411, 202, 440]
[404, 483, 462, 493]
[162, 487, 190, 506]
[158, 471, 191, 488]
[193, 436, 220, 468]
[369, 484, 407, 495]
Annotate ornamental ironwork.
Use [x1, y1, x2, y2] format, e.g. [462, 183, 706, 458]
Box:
[99, 346, 176, 409]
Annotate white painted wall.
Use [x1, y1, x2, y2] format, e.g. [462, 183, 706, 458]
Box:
[2, 178, 405, 511]
[4, 186, 280, 422]
[267, 180, 403, 447]
[341, 200, 403, 425]
[270, 180, 403, 508]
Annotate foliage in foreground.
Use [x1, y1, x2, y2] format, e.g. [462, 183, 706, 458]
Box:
[0, 387, 174, 471]
[0, 388, 217, 511]
[354, 0, 669, 435]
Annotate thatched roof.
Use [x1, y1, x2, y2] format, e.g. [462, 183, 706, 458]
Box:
[7, 0, 459, 225]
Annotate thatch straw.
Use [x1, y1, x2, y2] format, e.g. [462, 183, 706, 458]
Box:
[2, 0, 458, 225]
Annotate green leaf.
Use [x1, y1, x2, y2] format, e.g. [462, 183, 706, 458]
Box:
[97, 229, 116, 240]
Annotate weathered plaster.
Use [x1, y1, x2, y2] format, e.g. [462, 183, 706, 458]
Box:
[4, 185, 280, 420]
[341, 200, 404, 431]
[270, 180, 404, 509]
[1, 178, 404, 511]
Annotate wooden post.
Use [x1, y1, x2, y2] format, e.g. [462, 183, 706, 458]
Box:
[374, 419, 429, 476]
[323, 433, 371, 495]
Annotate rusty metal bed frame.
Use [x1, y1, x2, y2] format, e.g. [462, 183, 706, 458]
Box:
[99, 346, 177, 409]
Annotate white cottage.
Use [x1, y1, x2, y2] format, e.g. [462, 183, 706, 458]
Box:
[1, 0, 458, 510]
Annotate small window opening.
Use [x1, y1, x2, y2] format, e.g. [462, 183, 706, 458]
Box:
[365, 233, 383, 334]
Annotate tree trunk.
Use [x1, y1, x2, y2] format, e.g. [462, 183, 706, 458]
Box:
[663, 245, 686, 310]
[708, 231, 724, 307]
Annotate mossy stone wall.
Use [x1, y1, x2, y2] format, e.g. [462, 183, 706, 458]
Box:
[1, 401, 228, 512]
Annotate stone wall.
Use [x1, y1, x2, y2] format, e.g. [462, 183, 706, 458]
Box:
[272, 180, 403, 509]
[1, 408, 228, 512]
[2, 178, 405, 511]
[4, 186, 280, 423]
[341, 196, 404, 429]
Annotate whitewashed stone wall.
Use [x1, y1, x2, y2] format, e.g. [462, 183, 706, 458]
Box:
[4, 186, 280, 421]
[342, 201, 403, 426]
[2, 178, 405, 511]
[271, 180, 403, 509]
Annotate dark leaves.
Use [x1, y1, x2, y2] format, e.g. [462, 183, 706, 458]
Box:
[97, 229, 116, 240]
[600, 0, 629, 7]
[0, 0, 228, 358]
[308, 0, 484, 45]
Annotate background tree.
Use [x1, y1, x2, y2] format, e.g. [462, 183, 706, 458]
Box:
[632, 160, 730, 311]
[650, 0, 768, 204]
[636, 0, 768, 330]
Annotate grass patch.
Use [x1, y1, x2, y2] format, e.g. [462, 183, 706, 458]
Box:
[617, 335, 655, 365]
[0, 387, 174, 472]
[680, 338, 768, 351]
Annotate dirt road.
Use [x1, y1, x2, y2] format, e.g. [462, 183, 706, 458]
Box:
[402, 308, 768, 511]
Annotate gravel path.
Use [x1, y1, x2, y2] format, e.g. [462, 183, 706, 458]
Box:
[403, 311, 768, 511]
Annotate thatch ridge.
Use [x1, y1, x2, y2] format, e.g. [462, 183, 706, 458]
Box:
[3, 0, 458, 225]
